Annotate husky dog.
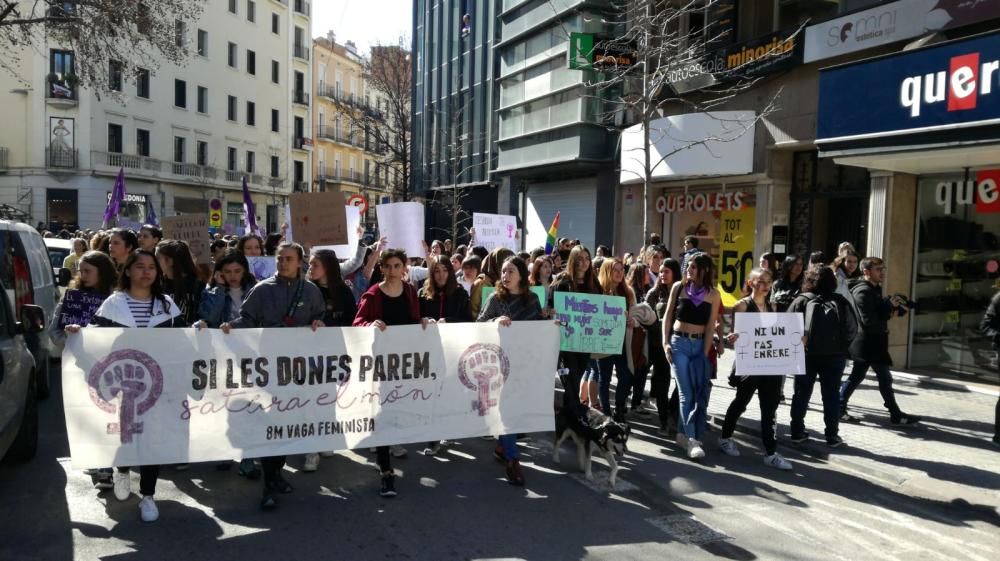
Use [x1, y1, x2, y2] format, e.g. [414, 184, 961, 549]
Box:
[553, 406, 631, 488]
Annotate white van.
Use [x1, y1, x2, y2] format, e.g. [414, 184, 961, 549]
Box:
[0, 221, 68, 398]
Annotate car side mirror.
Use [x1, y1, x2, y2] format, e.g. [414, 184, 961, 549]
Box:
[17, 305, 45, 334]
[57, 268, 72, 287]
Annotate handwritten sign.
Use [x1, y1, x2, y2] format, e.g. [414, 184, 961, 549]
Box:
[313, 206, 362, 257]
[554, 292, 627, 354]
[376, 202, 425, 257]
[716, 206, 755, 307]
[161, 215, 210, 264]
[57, 290, 105, 329]
[733, 312, 806, 376]
[473, 212, 518, 251]
[290, 192, 348, 247]
[61, 322, 559, 468]
[246, 256, 277, 281]
[481, 286, 547, 310]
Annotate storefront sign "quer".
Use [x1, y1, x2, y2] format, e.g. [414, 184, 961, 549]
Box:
[656, 191, 746, 213]
[900, 53, 1000, 117]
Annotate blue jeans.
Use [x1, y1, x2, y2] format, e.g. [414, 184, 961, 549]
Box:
[791, 355, 846, 439]
[670, 335, 711, 440]
[497, 434, 518, 460]
[597, 353, 632, 417]
[839, 360, 901, 416]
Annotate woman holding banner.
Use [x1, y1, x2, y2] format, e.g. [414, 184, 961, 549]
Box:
[718, 267, 794, 471]
[477, 256, 544, 486]
[418, 254, 471, 456]
[470, 247, 514, 319]
[663, 252, 721, 460]
[220, 242, 326, 510]
[70, 250, 188, 523]
[552, 246, 602, 416]
[595, 258, 636, 421]
[353, 248, 435, 498]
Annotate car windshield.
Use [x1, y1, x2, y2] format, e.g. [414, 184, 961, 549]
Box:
[48, 249, 69, 269]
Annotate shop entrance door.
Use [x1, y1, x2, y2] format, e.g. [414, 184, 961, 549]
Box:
[789, 151, 870, 259]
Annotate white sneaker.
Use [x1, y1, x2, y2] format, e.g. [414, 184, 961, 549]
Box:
[422, 442, 441, 456]
[113, 470, 131, 501]
[764, 453, 793, 471]
[718, 438, 741, 457]
[302, 453, 320, 472]
[390, 445, 408, 458]
[687, 439, 706, 460]
[139, 495, 159, 522]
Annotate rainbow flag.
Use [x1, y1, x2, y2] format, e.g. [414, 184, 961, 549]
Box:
[544, 211, 560, 255]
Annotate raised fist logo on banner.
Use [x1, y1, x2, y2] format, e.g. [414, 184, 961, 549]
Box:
[87, 350, 164, 444]
[457, 343, 511, 416]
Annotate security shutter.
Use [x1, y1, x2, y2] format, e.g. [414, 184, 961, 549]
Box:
[525, 179, 597, 251]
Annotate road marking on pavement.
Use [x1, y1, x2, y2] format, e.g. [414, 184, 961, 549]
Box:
[645, 515, 730, 545]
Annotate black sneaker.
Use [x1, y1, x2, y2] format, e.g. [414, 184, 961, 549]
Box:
[260, 490, 277, 510]
[826, 435, 845, 448]
[239, 459, 261, 480]
[890, 413, 921, 426]
[840, 410, 859, 423]
[268, 474, 293, 494]
[379, 474, 398, 498]
[789, 431, 810, 443]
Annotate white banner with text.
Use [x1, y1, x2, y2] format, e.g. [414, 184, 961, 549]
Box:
[62, 322, 560, 469]
[732, 312, 806, 377]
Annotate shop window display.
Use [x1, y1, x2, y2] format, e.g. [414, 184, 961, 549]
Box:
[911, 172, 1000, 383]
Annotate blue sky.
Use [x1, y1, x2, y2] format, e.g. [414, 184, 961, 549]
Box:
[313, 0, 413, 54]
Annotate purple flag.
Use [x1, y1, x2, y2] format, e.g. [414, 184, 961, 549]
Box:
[242, 176, 260, 235]
[102, 168, 126, 228]
[144, 196, 158, 226]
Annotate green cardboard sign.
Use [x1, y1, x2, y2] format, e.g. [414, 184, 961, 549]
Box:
[553, 292, 627, 354]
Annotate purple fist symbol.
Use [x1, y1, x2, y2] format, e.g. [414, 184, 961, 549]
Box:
[458, 344, 511, 417]
[88, 350, 163, 444]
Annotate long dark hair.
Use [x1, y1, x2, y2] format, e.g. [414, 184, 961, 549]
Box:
[155, 240, 201, 302]
[779, 254, 803, 284]
[311, 248, 346, 290]
[109, 228, 138, 255]
[684, 252, 716, 289]
[211, 250, 257, 289]
[118, 249, 169, 311]
[236, 234, 264, 256]
[832, 250, 861, 279]
[496, 256, 532, 305]
[422, 254, 458, 300]
[558, 245, 599, 293]
[69, 251, 117, 296]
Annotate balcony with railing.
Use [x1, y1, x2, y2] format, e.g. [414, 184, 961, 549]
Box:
[293, 44, 310, 61]
[315, 82, 358, 106]
[293, 136, 313, 150]
[293, 181, 309, 192]
[268, 177, 285, 189]
[292, 89, 310, 106]
[46, 75, 78, 106]
[316, 167, 363, 184]
[46, 147, 77, 168]
[293, 0, 310, 16]
[315, 126, 362, 147]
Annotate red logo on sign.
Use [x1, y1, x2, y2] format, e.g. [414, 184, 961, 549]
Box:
[975, 169, 1000, 213]
[947, 53, 980, 112]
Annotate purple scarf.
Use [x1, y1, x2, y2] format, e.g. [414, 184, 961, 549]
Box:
[686, 283, 708, 306]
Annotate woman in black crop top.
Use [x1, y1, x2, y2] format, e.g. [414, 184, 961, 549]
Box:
[662, 252, 721, 461]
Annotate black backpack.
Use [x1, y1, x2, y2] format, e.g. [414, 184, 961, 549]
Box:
[804, 294, 856, 355]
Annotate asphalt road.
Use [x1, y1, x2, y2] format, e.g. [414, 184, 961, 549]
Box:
[1, 364, 997, 561]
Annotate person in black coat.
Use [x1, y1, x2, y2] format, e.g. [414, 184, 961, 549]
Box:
[979, 291, 1000, 446]
[418, 255, 471, 324]
[839, 257, 920, 425]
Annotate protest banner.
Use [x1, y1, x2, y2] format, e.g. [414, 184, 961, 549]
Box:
[732, 312, 806, 376]
[246, 256, 277, 281]
[161, 215, 210, 264]
[61, 322, 559, 469]
[553, 292, 627, 354]
[313, 205, 361, 257]
[56, 290, 105, 330]
[290, 192, 348, 247]
[376, 202, 425, 257]
[480, 286, 547, 310]
[472, 212, 518, 251]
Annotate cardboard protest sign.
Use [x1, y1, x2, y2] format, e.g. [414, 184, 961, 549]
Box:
[56, 290, 105, 329]
[553, 292, 627, 354]
[376, 202, 425, 257]
[290, 192, 348, 247]
[732, 312, 806, 376]
[246, 256, 277, 280]
[473, 212, 518, 251]
[313, 206, 362, 257]
[480, 286, 547, 310]
[161, 215, 210, 264]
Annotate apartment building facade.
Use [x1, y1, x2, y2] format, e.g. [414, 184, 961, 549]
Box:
[0, 0, 313, 233]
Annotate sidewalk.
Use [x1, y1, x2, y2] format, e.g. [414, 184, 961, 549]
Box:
[704, 353, 1000, 516]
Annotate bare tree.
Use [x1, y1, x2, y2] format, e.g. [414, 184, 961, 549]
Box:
[560, 0, 792, 240]
[327, 38, 412, 204]
[0, 0, 203, 98]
